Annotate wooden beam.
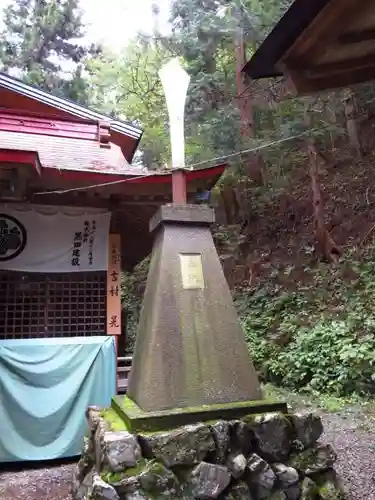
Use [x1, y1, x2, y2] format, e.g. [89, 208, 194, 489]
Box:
[3, 194, 165, 209]
[286, 53, 375, 79]
[306, 54, 375, 77]
[281, 0, 374, 62]
[307, 66, 375, 92]
[339, 28, 375, 45]
[283, 64, 375, 94]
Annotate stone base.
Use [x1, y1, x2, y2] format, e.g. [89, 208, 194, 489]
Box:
[72, 406, 347, 500]
[111, 395, 288, 433]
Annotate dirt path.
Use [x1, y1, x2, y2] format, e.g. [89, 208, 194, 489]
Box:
[0, 408, 374, 500]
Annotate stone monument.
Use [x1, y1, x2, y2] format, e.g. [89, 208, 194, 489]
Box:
[113, 58, 285, 431]
[72, 58, 347, 500]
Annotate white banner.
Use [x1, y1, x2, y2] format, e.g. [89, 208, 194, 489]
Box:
[0, 205, 111, 273]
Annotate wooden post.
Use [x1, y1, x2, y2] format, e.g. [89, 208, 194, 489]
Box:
[172, 169, 187, 204]
[107, 234, 121, 392]
[343, 89, 362, 158]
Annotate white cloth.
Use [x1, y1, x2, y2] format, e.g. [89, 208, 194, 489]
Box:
[0, 204, 111, 272]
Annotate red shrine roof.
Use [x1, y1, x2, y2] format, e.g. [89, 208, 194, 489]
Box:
[0, 72, 227, 269]
[0, 72, 225, 185]
[0, 72, 142, 162]
[0, 71, 226, 198]
[0, 128, 134, 176]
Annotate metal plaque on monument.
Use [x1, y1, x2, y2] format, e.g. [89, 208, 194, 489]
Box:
[113, 59, 286, 432]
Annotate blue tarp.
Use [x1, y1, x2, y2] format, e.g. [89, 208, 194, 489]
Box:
[0, 336, 116, 462]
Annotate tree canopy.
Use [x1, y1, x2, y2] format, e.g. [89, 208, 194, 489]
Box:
[0, 0, 101, 104]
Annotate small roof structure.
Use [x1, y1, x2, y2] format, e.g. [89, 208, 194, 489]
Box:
[0, 72, 142, 161]
[0, 72, 226, 270]
[243, 0, 375, 93]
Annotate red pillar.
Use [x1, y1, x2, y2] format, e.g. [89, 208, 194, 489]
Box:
[172, 169, 187, 204]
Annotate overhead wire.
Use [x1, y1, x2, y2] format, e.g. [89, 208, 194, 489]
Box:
[32, 125, 329, 197]
[33, 173, 154, 196]
[188, 126, 328, 168]
[33, 6, 331, 197]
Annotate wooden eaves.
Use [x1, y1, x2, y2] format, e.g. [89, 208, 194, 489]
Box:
[242, 0, 375, 93]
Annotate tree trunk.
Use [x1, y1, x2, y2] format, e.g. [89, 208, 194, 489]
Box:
[343, 89, 362, 158]
[220, 185, 241, 225]
[234, 27, 263, 184]
[307, 140, 341, 262]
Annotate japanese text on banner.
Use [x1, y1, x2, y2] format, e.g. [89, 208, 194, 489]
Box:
[107, 234, 121, 335]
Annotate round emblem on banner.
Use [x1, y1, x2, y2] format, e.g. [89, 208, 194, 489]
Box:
[0, 213, 27, 261]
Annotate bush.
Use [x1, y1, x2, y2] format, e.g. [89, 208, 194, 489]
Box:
[240, 279, 375, 396]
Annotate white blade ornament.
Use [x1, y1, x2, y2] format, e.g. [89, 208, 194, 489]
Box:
[159, 58, 191, 169]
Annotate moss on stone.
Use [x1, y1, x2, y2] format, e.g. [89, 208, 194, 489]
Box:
[315, 471, 346, 500]
[289, 448, 316, 470]
[111, 395, 287, 433]
[317, 484, 346, 500]
[146, 460, 167, 474]
[100, 470, 125, 484]
[100, 459, 148, 484]
[100, 407, 128, 431]
[269, 491, 287, 500]
[241, 411, 291, 427]
[119, 395, 270, 417]
[121, 458, 148, 477]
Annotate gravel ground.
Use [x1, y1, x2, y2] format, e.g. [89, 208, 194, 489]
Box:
[0, 461, 76, 500]
[0, 409, 374, 500]
[320, 409, 375, 500]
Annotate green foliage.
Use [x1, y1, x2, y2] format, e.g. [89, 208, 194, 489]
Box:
[239, 246, 375, 397]
[87, 0, 290, 168]
[88, 40, 173, 168]
[121, 258, 150, 353]
[0, 0, 100, 103]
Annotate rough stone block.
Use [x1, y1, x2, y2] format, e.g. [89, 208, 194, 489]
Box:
[138, 461, 180, 497]
[103, 431, 142, 473]
[210, 420, 231, 463]
[246, 453, 276, 499]
[269, 491, 287, 500]
[284, 483, 301, 500]
[75, 452, 95, 484]
[229, 420, 254, 457]
[300, 477, 319, 499]
[139, 422, 215, 467]
[272, 463, 299, 488]
[251, 413, 292, 462]
[221, 481, 253, 499]
[123, 493, 148, 500]
[226, 452, 247, 479]
[89, 474, 119, 500]
[289, 444, 337, 476]
[72, 410, 346, 500]
[290, 412, 324, 450]
[187, 461, 231, 499]
[72, 468, 95, 500]
[111, 475, 140, 498]
[315, 469, 346, 499]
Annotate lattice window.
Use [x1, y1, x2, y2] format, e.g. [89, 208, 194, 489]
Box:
[0, 271, 106, 339]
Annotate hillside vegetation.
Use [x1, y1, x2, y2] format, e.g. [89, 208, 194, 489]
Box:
[123, 128, 375, 400]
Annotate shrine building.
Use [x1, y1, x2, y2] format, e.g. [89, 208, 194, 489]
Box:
[0, 72, 224, 463]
